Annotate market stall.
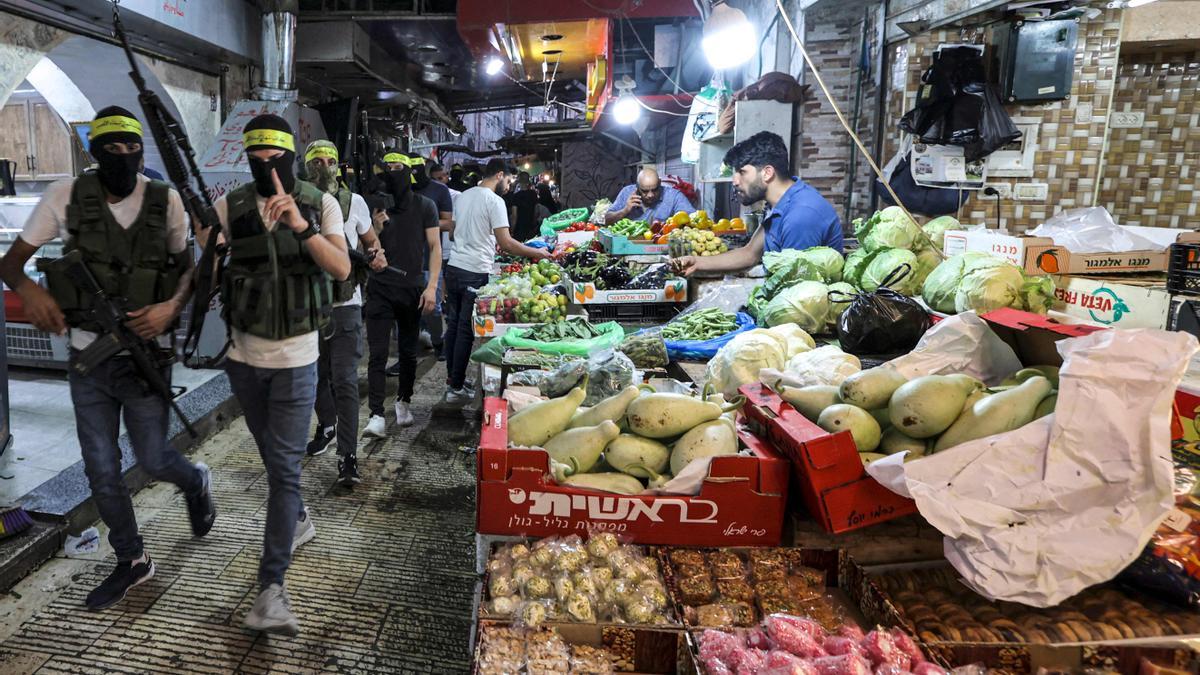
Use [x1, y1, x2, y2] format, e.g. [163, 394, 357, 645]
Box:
[467, 196, 1200, 674]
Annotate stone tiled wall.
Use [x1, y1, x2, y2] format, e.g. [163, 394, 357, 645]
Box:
[1098, 49, 1200, 229]
[880, 10, 1125, 232]
[797, 0, 882, 225]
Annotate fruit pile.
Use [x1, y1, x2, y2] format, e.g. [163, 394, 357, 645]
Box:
[503, 259, 563, 285]
[669, 227, 729, 256]
[515, 292, 569, 323]
[475, 261, 567, 323]
[562, 221, 597, 233]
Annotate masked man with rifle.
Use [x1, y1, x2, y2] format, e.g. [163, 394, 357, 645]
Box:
[195, 114, 350, 635]
[0, 106, 217, 610]
[302, 140, 386, 486]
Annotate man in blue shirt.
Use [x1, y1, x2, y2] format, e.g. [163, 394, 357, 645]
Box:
[605, 167, 694, 224]
[672, 131, 842, 276]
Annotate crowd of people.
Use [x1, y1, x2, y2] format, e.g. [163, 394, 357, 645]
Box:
[0, 107, 554, 636]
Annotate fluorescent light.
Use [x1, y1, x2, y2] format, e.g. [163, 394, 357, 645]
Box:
[1126, 0, 1159, 6]
[12, 88, 35, 94]
[702, 3, 757, 70]
[485, 57, 504, 76]
[613, 94, 641, 125]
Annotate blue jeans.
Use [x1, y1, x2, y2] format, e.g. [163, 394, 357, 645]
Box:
[443, 265, 489, 390]
[70, 354, 203, 562]
[225, 359, 317, 588]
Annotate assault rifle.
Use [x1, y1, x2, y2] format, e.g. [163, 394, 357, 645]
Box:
[42, 251, 197, 438]
[111, 1, 226, 368]
[348, 248, 407, 278]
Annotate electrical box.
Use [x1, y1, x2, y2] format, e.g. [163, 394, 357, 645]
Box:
[995, 19, 1078, 103]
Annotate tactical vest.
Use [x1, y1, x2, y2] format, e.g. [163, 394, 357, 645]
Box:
[220, 180, 333, 340]
[330, 188, 366, 304]
[44, 173, 182, 332]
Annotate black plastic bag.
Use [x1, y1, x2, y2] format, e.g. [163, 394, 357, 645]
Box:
[963, 84, 1021, 162]
[835, 266, 932, 356]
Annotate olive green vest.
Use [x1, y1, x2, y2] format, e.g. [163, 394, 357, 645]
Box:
[220, 180, 333, 340]
[44, 173, 182, 332]
[330, 187, 363, 304]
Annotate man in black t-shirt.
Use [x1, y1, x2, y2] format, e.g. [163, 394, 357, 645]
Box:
[506, 171, 540, 242]
[410, 155, 454, 354]
[362, 165, 441, 437]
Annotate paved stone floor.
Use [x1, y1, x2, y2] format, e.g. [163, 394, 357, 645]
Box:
[0, 357, 481, 673]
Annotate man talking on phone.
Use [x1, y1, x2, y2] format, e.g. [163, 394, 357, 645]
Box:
[604, 167, 692, 224]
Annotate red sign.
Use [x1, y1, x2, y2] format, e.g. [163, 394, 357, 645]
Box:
[477, 398, 789, 546]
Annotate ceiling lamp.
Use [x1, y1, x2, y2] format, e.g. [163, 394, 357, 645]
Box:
[611, 75, 640, 125]
[702, 1, 757, 70]
[485, 57, 504, 76]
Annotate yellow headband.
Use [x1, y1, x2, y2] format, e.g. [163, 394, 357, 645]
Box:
[383, 153, 405, 164]
[406, 156, 426, 166]
[243, 129, 295, 152]
[305, 145, 339, 163]
[89, 116, 142, 140]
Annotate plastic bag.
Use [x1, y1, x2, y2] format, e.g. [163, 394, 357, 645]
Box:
[1029, 206, 1162, 253]
[470, 338, 507, 366]
[509, 369, 551, 388]
[681, 77, 732, 164]
[836, 268, 931, 356]
[965, 83, 1021, 162]
[583, 350, 635, 405]
[1117, 458, 1200, 608]
[662, 312, 757, 361]
[537, 360, 588, 398]
[500, 321, 625, 357]
[680, 278, 761, 318]
[876, 136, 971, 218]
[618, 333, 669, 369]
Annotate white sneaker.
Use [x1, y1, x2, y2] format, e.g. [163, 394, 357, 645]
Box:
[243, 583, 299, 636]
[292, 508, 315, 553]
[394, 400, 414, 427]
[363, 414, 387, 438]
[445, 387, 472, 405]
[419, 330, 433, 349]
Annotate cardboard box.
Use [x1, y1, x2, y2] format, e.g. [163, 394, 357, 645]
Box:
[476, 397, 790, 546]
[942, 228, 1200, 276]
[571, 279, 688, 305]
[740, 383, 918, 535]
[598, 229, 669, 255]
[847, 560, 1199, 674]
[473, 306, 588, 338]
[1051, 274, 1174, 329]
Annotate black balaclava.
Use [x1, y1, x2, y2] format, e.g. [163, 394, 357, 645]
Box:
[242, 114, 297, 198]
[380, 166, 413, 209]
[89, 105, 143, 198]
[410, 158, 431, 191]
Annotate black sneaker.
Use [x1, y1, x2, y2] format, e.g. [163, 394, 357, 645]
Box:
[386, 362, 401, 376]
[306, 426, 335, 456]
[185, 463, 216, 537]
[86, 556, 155, 610]
[337, 455, 361, 486]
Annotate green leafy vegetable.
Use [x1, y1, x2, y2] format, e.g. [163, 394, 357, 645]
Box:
[761, 280, 831, 333]
[861, 248, 920, 295]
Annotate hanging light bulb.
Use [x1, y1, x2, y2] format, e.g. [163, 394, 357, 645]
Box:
[485, 57, 504, 76]
[702, 1, 757, 70]
[611, 75, 641, 126]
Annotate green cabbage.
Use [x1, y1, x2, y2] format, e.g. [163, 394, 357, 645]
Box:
[843, 248, 877, 287]
[861, 248, 920, 295]
[1019, 275, 1056, 314]
[797, 246, 844, 283]
[827, 281, 856, 325]
[955, 264, 1024, 314]
[862, 206, 921, 252]
[921, 252, 1047, 315]
[912, 248, 944, 288]
[761, 281, 831, 333]
[762, 255, 824, 299]
[705, 328, 790, 398]
[921, 216, 961, 251]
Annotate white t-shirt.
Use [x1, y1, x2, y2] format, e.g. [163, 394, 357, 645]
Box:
[442, 186, 461, 262]
[448, 186, 508, 274]
[214, 189, 346, 370]
[336, 192, 372, 308]
[20, 174, 189, 350]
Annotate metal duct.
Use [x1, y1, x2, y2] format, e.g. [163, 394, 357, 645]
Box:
[258, 0, 299, 101]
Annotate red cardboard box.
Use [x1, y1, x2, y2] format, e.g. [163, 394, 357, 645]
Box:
[476, 397, 789, 546]
[740, 382, 917, 535]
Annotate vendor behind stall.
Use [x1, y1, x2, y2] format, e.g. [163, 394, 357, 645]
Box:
[604, 167, 694, 225]
[672, 132, 842, 277]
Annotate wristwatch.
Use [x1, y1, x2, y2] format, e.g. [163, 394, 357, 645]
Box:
[296, 222, 320, 241]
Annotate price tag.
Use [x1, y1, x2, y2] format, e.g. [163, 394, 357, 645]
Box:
[1163, 507, 1192, 532]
